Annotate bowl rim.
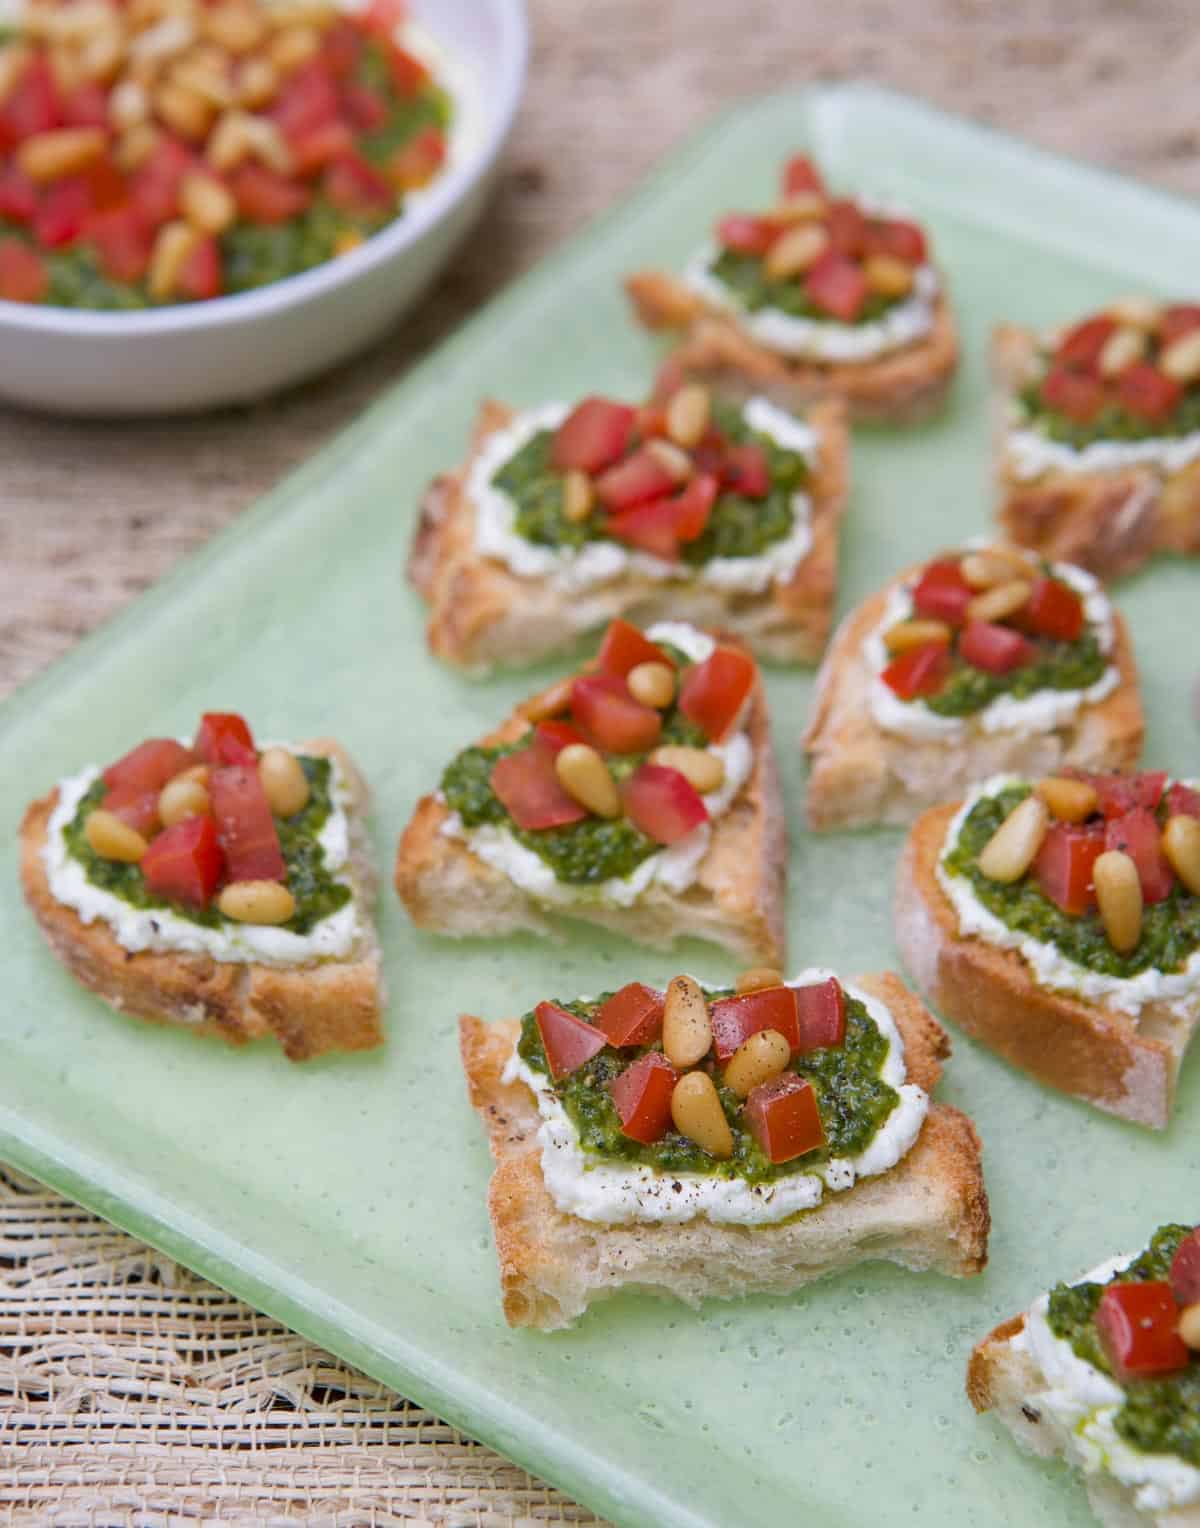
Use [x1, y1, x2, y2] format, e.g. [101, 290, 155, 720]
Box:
[0, 0, 529, 337]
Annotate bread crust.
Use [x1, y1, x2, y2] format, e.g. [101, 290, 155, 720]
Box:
[407, 396, 850, 670]
[896, 802, 1198, 1129]
[394, 662, 787, 966]
[992, 323, 1200, 579]
[802, 557, 1145, 830]
[625, 270, 959, 424]
[460, 970, 989, 1329]
[19, 738, 383, 1062]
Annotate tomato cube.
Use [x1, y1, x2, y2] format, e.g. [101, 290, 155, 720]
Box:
[912, 559, 973, 626]
[489, 747, 587, 832]
[1056, 315, 1117, 371]
[549, 395, 635, 474]
[141, 815, 223, 908]
[323, 152, 391, 216]
[782, 154, 824, 196]
[623, 763, 708, 844]
[595, 445, 678, 513]
[386, 42, 430, 96]
[880, 642, 952, 701]
[594, 983, 665, 1047]
[1170, 1229, 1200, 1306]
[609, 1051, 677, 1144]
[1105, 809, 1175, 903]
[670, 474, 719, 541]
[1, 56, 60, 142]
[289, 120, 356, 176]
[320, 18, 363, 78]
[1167, 783, 1200, 820]
[1162, 305, 1200, 346]
[104, 787, 162, 838]
[571, 674, 662, 754]
[710, 985, 801, 1061]
[605, 499, 682, 560]
[1088, 771, 1168, 819]
[0, 239, 47, 303]
[959, 621, 1035, 675]
[0, 166, 37, 223]
[678, 645, 757, 742]
[715, 214, 775, 255]
[209, 765, 287, 882]
[270, 60, 340, 140]
[534, 1001, 606, 1079]
[1041, 366, 1108, 424]
[722, 443, 770, 499]
[1097, 1282, 1189, 1383]
[745, 1074, 825, 1164]
[1116, 363, 1182, 424]
[341, 82, 389, 132]
[595, 619, 672, 677]
[825, 199, 868, 257]
[103, 738, 196, 795]
[1023, 576, 1084, 642]
[194, 713, 256, 768]
[805, 250, 868, 321]
[866, 216, 927, 265]
[532, 719, 587, 755]
[1033, 823, 1104, 915]
[61, 82, 108, 129]
[128, 135, 192, 227]
[386, 123, 445, 190]
[795, 977, 846, 1052]
[85, 204, 152, 284]
[233, 163, 311, 224]
[178, 234, 222, 302]
[33, 178, 90, 249]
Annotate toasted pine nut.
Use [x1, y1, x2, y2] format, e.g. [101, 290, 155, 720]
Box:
[159, 776, 209, 826]
[116, 120, 160, 170]
[206, 107, 251, 169]
[665, 382, 710, 449]
[670, 1071, 733, 1159]
[724, 1027, 791, 1098]
[864, 253, 913, 298]
[258, 747, 310, 817]
[978, 795, 1050, 884]
[147, 219, 199, 300]
[766, 191, 826, 223]
[1106, 295, 1162, 330]
[173, 763, 209, 786]
[218, 879, 296, 925]
[131, 13, 196, 63]
[1098, 325, 1146, 378]
[764, 222, 827, 280]
[627, 661, 675, 709]
[1093, 850, 1142, 954]
[46, 44, 83, 95]
[662, 974, 713, 1068]
[201, 2, 266, 52]
[518, 676, 573, 724]
[155, 79, 213, 139]
[18, 126, 108, 183]
[561, 469, 593, 524]
[883, 619, 951, 656]
[650, 744, 724, 795]
[967, 578, 1032, 625]
[236, 55, 278, 108]
[171, 58, 233, 108]
[268, 22, 319, 73]
[240, 112, 291, 172]
[1036, 776, 1099, 824]
[735, 966, 784, 994]
[85, 809, 148, 862]
[1161, 330, 1200, 386]
[1180, 1302, 1200, 1351]
[646, 438, 692, 482]
[555, 743, 620, 819]
[110, 78, 150, 130]
[180, 169, 235, 233]
[81, 28, 125, 83]
[961, 549, 1028, 590]
[1163, 815, 1200, 896]
[0, 45, 31, 108]
[43, 0, 119, 43]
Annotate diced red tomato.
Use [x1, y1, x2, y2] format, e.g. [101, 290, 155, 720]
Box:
[1041, 365, 1108, 424]
[103, 786, 161, 837]
[270, 60, 340, 140]
[880, 642, 952, 701]
[623, 763, 708, 845]
[1033, 823, 1104, 915]
[289, 120, 356, 176]
[194, 713, 256, 768]
[722, 443, 770, 498]
[805, 250, 868, 320]
[1162, 305, 1200, 347]
[361, 0, 407, 41]
[669, 473, 718, 541]
[715, 214, 777, 255]
[781, 154, 824, 196]
[489, 746, 587, 832]
[324, 150, 392, 215]
[570, 673, 662, 754]
[959, 620, 1035, 675]
[794, 977, 846, 1053]
[32, 177, 90, 248]
[593, 983, 665, 1048]
[912, 558, 973, 625]
[341, 81, 389, 132]
[61, 82, 109, 129]
[103, 738, 196, 794]
[606, 499, 682, 560]
[85, 204, 152, 283]
[534, 1001, 606, 1079]
[609, 1051, 677, 1144]
[866, 216, 927, 264]
[321, 18, 363, 78]
[140, 814, 224, 908]
[1, 55, 60, 144]
[1169, 1229, 1200, 1306]
[1116, 363, 1182, 424]
[678, 645, 756, 742]
[595, 619, 672, 677]
[232, 163, 311, 224]
[745, 1074, 825, 1164]
[651, 353, 686, 404]
[533, 719, 587, 755]
[0, 166, 37, 223]
[128, 135, 193, 226]
[388, 124, 445, 189]
[1105, 808, 1175, 904]
[209, 765, 287, 882]
[1097, 1282, 1189, 1383]
[84, 155, 128, 214]
[710, 986, 801, 1062]
[178, 234, 222, 300]
[634, 402, 669, 440]
[0, 239, 47, 303]
[1167, 783, 1200, 820]
[825, 199, 867, 258]
[386, 42, 430, 97]
[1087, 771, 1168, 819]
[595, 445, 678, 512]
[1023, 576, 1084, 642]
[551, 397, 636, 474]
[1056, 314, 1117, 371]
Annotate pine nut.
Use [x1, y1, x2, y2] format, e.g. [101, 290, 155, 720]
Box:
[627, 661, 675, 709]
[763, 222, 828, 280]
[174, 763, 209, 786]
[1106, 295, 1162, 330]
[1161, 330, 1200, 386]
[1098, 325, 1146, 378]
[1036, 776, 1099, 824]
[236, 55, 278, 108]
[47, 45, 83, 95]
[735, 966, 784, 994]
[218, 879, 296, 925]
[171, 58, 233, 108]
[180, 169, 235, 233]
[766, 191, 826, 223]
[863, 253, 913, 298]
[665, 382, 711, 449]
[81, 28, 125, 83]
[967, 578, 1032, 625]
[241, 112, 290, 172]
[554, 743, 620, 819]
[131, 13, 196, 63]
[650, 744, 724, 794]
[1163, 815, 1200, 896]
[85, 809, 148, 862]
[662, 974, 713, 1068]
[147, 219, 199, 300]
[1180, 1303, 1200, 1351]
[883, 619, 951, 656]
[17, 127, 107, 182]
[645, 438, 692, 482]
[110, 78, 150, 130]
[0, 45, 32, 108]
[206, 108, 251, 169]
[561, 469, 593, 524]
[670, 1071, 733, 1159]
[44, 0, 120, 42]
[202, 3, 266, 53]
[961, 549, 1028, 590]
[158, 776, 209, 826]
[724, 1028, 791, 1098]
[1093, 850, 1143, 954]
[978, 795, 1050, 884]
[116, 120, 160, 170]
[258, 747, 310, 817]
[518, 675, 574, 723]
[155, 79, 213, 139]
[268, 22, 319, 73]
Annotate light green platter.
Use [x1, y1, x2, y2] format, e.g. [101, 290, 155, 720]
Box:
[2, 85, 1198, 1528]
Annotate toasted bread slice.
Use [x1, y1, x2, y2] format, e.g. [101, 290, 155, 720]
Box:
[896, 802, 1198, 1129]
[19, 738, 383, 1061]
[408, 397, 850, 670]
[802, 560, 1144, 830]
[460, 971, 989, 1330]
[625, 273, 959, 424]
[394, 657, 786, 966]
[992, 323, 1200, 580]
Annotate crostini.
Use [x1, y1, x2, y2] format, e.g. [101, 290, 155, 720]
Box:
[993, 300, 1200, 578]
[461, 965, 989, 1329]
[897, 769, 1200, 1128]
[395, 619, 786, 964]
[19, 713, 382, 1060]
[803, 543, 1144, 829]
[969, 1222, 1200, 1527]
[625, 152, 958, 424]
[408, 381, 849, 669]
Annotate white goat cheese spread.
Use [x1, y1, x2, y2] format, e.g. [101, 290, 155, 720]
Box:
[863, 555, 1119, 742]
[1006, 421, 1200, 482]
[42, 748, 361, 967]
[1012, 1253, 1200, 1512]
[501, 968, 929, 1226]
[936, 775, 1200, 1018]
[470, 397, 816, 596]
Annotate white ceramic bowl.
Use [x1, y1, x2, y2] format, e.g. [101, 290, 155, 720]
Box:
[0, 0, 528, 415]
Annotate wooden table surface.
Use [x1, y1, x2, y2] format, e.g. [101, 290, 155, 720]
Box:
[2, 1, 1198, 1520]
